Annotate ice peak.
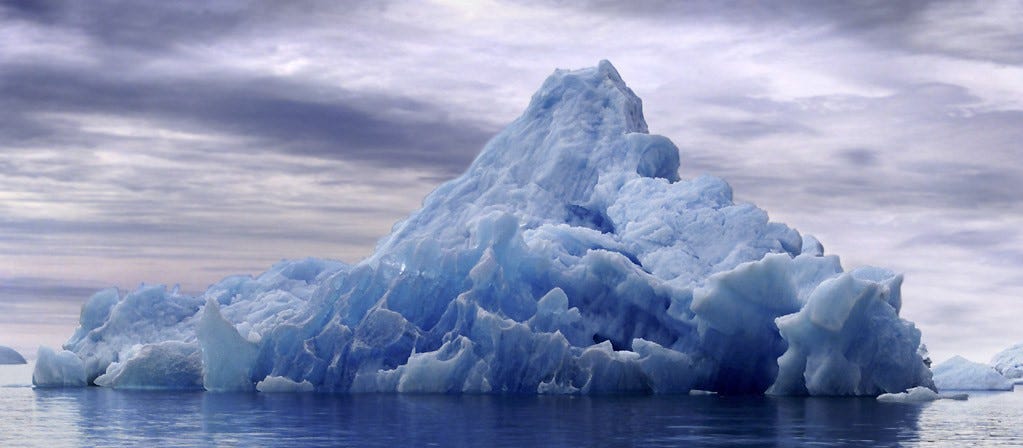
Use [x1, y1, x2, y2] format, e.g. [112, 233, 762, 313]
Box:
[375, 61, 681, 254]
[596, 59, 622, 80]
[372, 60, 675, 255]
[523, 60, 648, 135]
[460, 60, 671, 188]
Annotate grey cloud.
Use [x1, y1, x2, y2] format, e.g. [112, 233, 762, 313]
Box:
[911, 300, 976, 322]
[838, 148, 879, 166]
[1, 63, 498, 174]
[989, 249, 1023, 267]
[0, 215, 384, 255]
[900, 229, 1017, 251]
[899, 0, 1023, 65]
[679, 82, 1023, 215]
[0, 276, 107, 304]
[997, 274, 1023, 289]
[539, 0, 938, 33]
[546, 0, 1022, 64]
[2, 0, 498, 176]
[729, 158, 1023, 212]
[4, 0, 261, 52]
[693, 118, 815, 141]
[904, 162, 1023, 209]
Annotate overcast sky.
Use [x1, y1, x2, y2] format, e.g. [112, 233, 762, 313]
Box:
[1, 0, 1021, 364]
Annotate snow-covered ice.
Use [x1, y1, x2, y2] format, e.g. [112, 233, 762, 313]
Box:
[932, 356, 1013, 391]
[36, 61, 933, 395]
[991, 342, 1023, 380]
[0, 345, 26, 365]
[876, 386, 968, 403]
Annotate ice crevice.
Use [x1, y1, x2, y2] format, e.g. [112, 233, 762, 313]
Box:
[34, 61, 933, 395]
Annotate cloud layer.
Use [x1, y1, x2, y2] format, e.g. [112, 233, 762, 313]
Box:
[1, 0, 1021, 363]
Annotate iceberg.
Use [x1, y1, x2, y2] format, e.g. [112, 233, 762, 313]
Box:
[0, 345, 26, 365]
[39, 61, 932, 395]
[931, 356, 1013, 391]
[991, 342, 1023, 380]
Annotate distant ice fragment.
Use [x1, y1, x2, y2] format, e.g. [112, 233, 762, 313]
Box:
[0, 345, 26, 365]
[256, 376, 315, 393]
[932, 355, 1013, 391]
[33, 347, 87, 387]
[876, 386, 968, 403]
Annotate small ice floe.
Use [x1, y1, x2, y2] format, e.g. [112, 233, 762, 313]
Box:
[876, 386, 968, 403]
[256, 376, 315, 393]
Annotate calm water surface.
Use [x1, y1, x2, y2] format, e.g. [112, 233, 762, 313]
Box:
[2, 363, 1021, 447]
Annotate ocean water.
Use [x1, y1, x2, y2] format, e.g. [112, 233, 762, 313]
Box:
[2, 363, 1021, 447]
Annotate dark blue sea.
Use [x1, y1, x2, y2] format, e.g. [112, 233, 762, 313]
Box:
[3, 363, 1021, 447]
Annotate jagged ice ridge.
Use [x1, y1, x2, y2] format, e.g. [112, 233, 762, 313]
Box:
[34, 61, 933, 395]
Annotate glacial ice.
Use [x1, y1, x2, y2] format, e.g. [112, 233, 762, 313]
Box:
[36, 61, 933, 395]
[33, 347, 87, 387]
[931, 356, 1013, 391]
[991, 342, 1023, 380]
[0, 345, 26, 365]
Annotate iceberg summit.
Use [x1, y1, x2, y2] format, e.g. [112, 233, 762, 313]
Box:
[36, 61, 933, 395]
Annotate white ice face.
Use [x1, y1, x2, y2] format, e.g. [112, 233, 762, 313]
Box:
[36, 61, 932, 395]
